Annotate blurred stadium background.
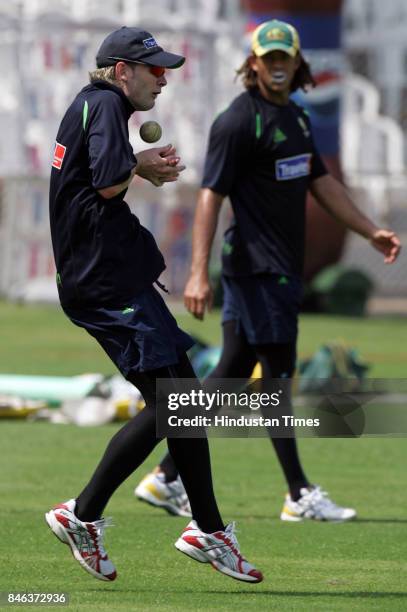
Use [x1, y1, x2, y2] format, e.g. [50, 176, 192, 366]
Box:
[0, 0, 406, 306]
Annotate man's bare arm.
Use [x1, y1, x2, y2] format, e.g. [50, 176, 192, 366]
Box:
[311, 174, 401, 263]
[184, 188, 224, 320]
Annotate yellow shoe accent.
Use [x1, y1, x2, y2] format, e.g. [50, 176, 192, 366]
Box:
[282, 505, 298, 517]
[145, 481, 166, 501]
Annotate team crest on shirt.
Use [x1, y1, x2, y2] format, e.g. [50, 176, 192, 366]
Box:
[275, 153, 312, 181]
[52, 142, 67, 170]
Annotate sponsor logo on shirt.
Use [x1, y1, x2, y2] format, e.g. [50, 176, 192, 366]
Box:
[52, 142, 67, 170]
[143, 37, 158, 49]
[275, 153, 312, 181]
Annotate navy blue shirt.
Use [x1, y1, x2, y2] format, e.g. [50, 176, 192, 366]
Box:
[49, 80, 165, 308]
[202, 88, 328, 278]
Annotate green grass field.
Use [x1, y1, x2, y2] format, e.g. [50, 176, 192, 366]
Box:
[1, 300, 406, 377]
[1, 302, 407, 610]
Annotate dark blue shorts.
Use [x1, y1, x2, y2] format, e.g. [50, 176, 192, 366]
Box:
[63, 286, 194, 376]
[222, 274, 303, 345]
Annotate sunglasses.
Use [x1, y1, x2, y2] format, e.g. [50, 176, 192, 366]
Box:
[109, 57, 166, 78]
[130, 60, 165, 77]
[146, 64, 166, 78]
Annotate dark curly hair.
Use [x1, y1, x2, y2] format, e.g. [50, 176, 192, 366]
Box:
[236, 53, 316, 93]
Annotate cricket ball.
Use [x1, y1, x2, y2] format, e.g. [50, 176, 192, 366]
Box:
[139, 121, 162, 143]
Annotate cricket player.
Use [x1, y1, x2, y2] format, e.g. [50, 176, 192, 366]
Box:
[45, 26, 263, 584]
[136, 20, 401, 522]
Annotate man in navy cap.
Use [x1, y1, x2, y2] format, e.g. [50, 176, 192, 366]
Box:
[45, 27, 263, 585]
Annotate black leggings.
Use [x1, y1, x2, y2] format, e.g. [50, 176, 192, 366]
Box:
[210, 320, 296, 379]
[160, 321, 309, 500]
[75, 353, 224, 534]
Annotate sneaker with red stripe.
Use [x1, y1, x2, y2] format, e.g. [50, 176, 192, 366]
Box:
[45, 499, 116, 581]
[175, 520, 263, 583]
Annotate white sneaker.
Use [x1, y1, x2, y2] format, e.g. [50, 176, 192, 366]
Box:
[175, 521, 263, 583]
[45, 499, 117, 581]
[280, 486, 357, 522]
[135, 471, 192, 517]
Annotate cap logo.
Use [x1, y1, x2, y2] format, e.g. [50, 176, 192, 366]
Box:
[267, 28, 286, 41]
[143, 37, 158, 49]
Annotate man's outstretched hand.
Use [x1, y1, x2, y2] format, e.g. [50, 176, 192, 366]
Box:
[135, 144, 186, 187]
[370, 229, 401, 264]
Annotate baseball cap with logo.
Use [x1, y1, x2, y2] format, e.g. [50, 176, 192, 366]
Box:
[96, 26, 185, 69]
[251, 20, 300, 58]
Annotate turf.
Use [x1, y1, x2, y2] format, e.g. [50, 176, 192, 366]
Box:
[0, 300, 406, 377]
[1, 301, 407, 610]
[1, 424, 406, 611]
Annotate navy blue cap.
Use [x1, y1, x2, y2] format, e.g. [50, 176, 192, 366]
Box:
[96, 27, 185, 69]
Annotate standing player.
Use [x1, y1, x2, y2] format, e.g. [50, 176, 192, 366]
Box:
[136, 20, 401, 522]
[45, 26, 263, 584]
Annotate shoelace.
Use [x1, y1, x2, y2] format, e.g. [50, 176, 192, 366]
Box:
[219, 522, 244, 561]
[302, 487, 333, 509]
[92, 517, 114, 557]
[316, 492, 338, 510]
